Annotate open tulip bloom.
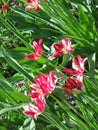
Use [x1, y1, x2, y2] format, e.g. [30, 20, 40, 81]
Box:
[33, 71, 55, 95]
[52, 38, 73, 57]
[25, 38, 43, 60]
[23, 103, 40, 120]
[25, 0, 39, 12]
[72, 54, 87, 73]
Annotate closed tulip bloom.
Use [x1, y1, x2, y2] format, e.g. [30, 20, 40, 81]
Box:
[62, 77, 83, 94]
[62, 68, 79, 75]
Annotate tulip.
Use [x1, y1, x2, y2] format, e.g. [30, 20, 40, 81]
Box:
[23, 95, 45, 120]
[72, 54, 87, 73]
[0, 4, 9, 11]
[25, 38, 43, 60]
[33, 71, 55, 95]
[62, 77, 83, 94]
[25, 0, 39, 12]
[52, 38, 73, 57]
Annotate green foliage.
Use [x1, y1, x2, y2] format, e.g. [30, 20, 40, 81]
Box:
[0, 0, 98, 129]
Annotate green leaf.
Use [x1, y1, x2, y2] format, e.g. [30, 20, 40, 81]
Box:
[42, 112, 67, 130]
[87, 53, 96, 77]
[78, 5, 89, 29]
[19, 117, 36, 130]
[0, 90, 29, 104]
[0, 103, 28, 115]
[0, 77, 14, 91]
[51, 93, 90, 130]
[77, 100, 98, 129]
[1, 46, 33, 82]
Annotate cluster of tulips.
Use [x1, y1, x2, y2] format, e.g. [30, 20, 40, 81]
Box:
[23, 38, 87, 119]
